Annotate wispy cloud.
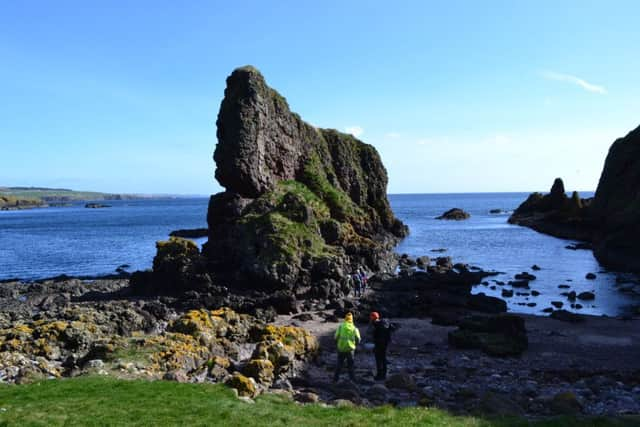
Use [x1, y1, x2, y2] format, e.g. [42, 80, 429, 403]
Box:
[541, 71, 607, 95]
[345, 126, 364, 138]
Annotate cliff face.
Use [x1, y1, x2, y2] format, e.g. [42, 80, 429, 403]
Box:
[591, 125, 640, 271]
[509, 124, 640, 273]
[203, 66, 407, 296]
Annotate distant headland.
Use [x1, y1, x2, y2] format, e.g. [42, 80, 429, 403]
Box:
[0, 186, 195, 210]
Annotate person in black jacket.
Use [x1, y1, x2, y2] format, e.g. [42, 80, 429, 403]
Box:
[369, 311, 394, 380]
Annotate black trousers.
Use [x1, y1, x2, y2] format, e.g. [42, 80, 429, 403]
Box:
[334, 350, 355, 381]
[374, 346, 388, 379]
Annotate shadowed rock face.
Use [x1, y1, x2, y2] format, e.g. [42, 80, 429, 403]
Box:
[508, 178, 593, 241]
[591, 125, 640, 271]
[509, 124, 640, 272]
[204, 66, 408, 295]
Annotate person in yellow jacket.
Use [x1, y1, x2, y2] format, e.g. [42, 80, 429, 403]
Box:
[333, 312, 361, 382]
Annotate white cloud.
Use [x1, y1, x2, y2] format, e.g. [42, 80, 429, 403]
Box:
[541, 71, 607, 95]
[345, 126, 364, 138]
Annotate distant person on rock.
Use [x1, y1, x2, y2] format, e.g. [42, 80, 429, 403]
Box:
[369, 311, 395, 380]
[333, 312, 361, 382]
[359, 268, 368, 292]
[352, 272, 363, 297]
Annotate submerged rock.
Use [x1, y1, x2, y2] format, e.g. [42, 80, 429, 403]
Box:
[203, 66, 407, 297]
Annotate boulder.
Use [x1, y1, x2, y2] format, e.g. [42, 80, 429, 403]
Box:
[515, 272, 536, 281]
[577, 291, 595, 301]
[448, 314, 527, 357]
[242, 359, 275, 385]
[130, 237, 212, 296]
[225, 373, 258, 398]
[550, 310, 585, 323]
[468, 293, 507, 313]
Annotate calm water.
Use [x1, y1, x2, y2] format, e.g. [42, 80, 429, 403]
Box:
[0, 199, 208, 280]
[0, 194, 637, 316]
[390, 193, 639, 316]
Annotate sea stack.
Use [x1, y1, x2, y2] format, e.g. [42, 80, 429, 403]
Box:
[203, 66, 408, 297]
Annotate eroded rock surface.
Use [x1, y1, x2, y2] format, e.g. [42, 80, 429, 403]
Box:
[203, 66, 407, 296]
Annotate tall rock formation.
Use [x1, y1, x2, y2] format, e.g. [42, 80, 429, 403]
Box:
[508, 178, 593, 241]
[591, 125, 640, 271]
[509, 124, 640, 272]
[203, 66, 408, 297]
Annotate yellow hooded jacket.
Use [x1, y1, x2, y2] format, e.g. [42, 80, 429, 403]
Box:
[334, 319, 361, 353]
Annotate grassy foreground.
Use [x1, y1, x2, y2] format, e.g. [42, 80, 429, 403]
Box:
[0, 377, 637, 427]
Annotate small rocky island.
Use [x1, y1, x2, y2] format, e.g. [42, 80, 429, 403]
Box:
[436, 208, 470, 220]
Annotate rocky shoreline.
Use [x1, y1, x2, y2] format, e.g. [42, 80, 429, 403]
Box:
[0, 272, 639, 417]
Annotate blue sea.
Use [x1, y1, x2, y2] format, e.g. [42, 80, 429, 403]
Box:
[1, 194, 638, 316]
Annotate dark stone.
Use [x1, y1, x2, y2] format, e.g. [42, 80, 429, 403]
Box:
[448, 314, 528, 357]
[550, 310, 585, 323]
[501, 289, 514, 298]
[515, 272, 536, 281]
[585, 273, 597, 280]
[435, 208, 470, 221]
[577, 291, 595, 301]
[531, 264, 541, 271]
[169, 228, 208, 238]
[551, 301, 563, 309]
[509, 280, 530, 289]
[130, 237, 212, 296]
[468, 293, 507, 313]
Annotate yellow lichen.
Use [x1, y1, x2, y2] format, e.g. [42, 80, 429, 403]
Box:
[225, 373, 257, 397]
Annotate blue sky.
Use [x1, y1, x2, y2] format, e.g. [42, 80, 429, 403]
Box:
[1, 1, 639, 194]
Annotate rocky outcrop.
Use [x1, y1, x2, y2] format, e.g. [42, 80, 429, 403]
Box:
[508, 178, 593, 241]
[591, 125, 640, 272]
[436, 208, 470, 220]
[509, 124, 640, 273]
[203, 66, 407, 296]
[131, 237, 213, 296]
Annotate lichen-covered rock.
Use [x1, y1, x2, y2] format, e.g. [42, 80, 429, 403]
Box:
[203, 66, 407, 296]
[243, 358, 275, 384]
[131, 237, 213, 295]
[225, 372, 258, 397]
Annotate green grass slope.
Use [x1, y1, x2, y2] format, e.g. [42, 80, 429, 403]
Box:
[0, 377, 637, 427]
